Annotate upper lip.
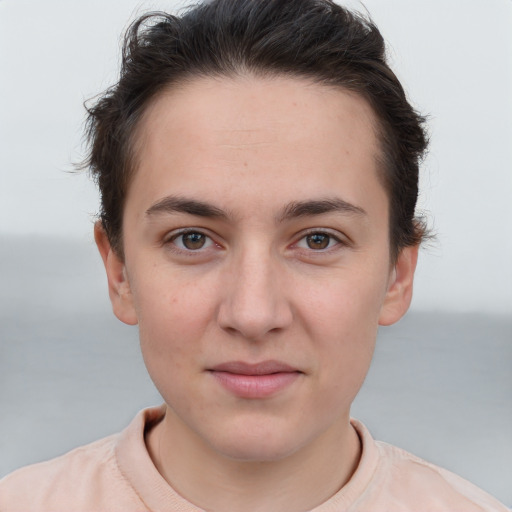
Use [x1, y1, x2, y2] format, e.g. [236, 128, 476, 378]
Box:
[210, 360, 300, 375]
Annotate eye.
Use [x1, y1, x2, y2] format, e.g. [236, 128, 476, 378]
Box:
[296, 231, 341, 251]
[170, 231, 214, 251]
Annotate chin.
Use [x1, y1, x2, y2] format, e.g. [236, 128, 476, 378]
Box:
[203, 418, 315, 463]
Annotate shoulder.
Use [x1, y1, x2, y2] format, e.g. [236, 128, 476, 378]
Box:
[0, 434, 143, 512]
[371, 438, 509, 511]
[344, 419, 509, 512]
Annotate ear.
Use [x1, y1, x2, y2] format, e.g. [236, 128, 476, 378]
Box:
[378, 244, 419, 326]
[94, 222, 138, 325]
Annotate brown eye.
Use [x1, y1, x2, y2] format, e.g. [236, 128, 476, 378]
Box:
[306, 233, 330, 250]
[181, 232, 207, 250]
[167, 229, 216, 254]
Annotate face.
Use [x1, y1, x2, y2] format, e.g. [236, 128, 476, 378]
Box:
[97, 76, 417, 461]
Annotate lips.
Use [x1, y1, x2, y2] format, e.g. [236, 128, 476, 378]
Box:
[211, 360, 299, 375]
[209, 360, 302, 398]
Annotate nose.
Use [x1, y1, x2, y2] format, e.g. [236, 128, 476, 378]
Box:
[217, 247, 293, 340]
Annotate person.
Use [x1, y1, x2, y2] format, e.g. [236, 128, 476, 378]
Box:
[0, 0, 508, 510]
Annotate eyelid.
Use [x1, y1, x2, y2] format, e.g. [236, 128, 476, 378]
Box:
[292, 228, 350, 251]
[165, 227, 207, 242]
[163, 227, 222, 253]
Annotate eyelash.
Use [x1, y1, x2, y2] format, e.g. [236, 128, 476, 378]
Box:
[293, 229, 346, 253]
[164, 228, 347, 256]
[164, 229, 218, 255]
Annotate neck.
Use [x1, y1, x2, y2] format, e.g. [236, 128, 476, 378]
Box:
[145, 406, 361, 512]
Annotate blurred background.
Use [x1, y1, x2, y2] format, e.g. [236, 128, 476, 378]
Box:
[1, 0, 511, 505]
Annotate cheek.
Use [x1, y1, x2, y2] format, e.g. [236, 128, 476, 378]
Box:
[135, 284, 206, 405]
[132, 260, 214, 326]
[131, 270, 215, 366]
[313, 289, 378, 375]
[297, 261, 389, 335]
[298, 269, 387, 393]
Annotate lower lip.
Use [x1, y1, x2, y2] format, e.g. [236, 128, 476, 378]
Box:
[210, 371, 301, 398]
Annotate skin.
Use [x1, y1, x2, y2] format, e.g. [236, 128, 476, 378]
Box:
[96, 75, 418, 512]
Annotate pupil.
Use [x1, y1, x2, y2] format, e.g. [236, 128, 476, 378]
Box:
[183, 233, 205, 250]
[307, 233, 329, 250]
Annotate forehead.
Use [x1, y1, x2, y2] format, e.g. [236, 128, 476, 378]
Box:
[138, 75, 379, 156]
[128, 75, 384, 217]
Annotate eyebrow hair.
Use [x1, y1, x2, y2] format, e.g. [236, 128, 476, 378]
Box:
[145, 195, 366, 223]
[145, 196, 228, 219]
[277, 198, 366, 222]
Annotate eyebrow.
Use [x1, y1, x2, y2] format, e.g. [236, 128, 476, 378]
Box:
[145, 196, 228, 219]
[145, 195, 366, 222]
[277, 198, 366, 222]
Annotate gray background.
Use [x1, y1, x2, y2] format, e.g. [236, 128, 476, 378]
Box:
[1, 0, 511, 506]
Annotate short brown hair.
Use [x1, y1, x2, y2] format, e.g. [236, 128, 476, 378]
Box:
[84, 0, 428, 260]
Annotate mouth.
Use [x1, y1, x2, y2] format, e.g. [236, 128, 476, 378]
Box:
[208, 360, 303, 399]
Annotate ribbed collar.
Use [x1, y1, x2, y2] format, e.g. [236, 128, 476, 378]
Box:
[115, 406, 379, 512]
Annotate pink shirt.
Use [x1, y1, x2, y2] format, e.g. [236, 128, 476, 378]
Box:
[0, 405, 508, 511]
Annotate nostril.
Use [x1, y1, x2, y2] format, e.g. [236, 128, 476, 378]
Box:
[223, 326, 239, 336]
[216, 265, 293, 339]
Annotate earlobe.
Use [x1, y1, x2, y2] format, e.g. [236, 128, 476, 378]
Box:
[94, 222, 138, 326]
[378, 245, 419, 326]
